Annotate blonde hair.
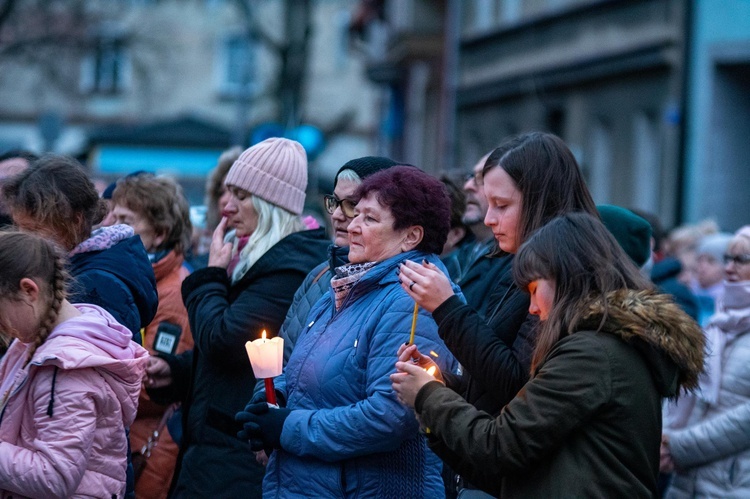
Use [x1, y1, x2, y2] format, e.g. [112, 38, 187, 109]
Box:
[230, 195, 305, 283]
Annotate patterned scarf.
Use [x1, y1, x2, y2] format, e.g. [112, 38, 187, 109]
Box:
[69, 224, 134, 256]
[330, 261, 377, 310]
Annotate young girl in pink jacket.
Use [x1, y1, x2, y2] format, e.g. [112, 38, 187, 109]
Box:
[0, 231, 149, 498]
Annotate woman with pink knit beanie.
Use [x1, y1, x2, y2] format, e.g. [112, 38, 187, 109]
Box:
[143, 138, 330, 497]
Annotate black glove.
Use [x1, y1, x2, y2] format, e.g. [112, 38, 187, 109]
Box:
[235, 402, 290, 454]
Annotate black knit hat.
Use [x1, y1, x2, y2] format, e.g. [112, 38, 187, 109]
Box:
[598, 204, 652, 268]
[334, 156, 399, 188]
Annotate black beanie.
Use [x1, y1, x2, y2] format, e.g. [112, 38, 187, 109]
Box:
[334, 156, 399, 188]
[598, 204, 653, 268]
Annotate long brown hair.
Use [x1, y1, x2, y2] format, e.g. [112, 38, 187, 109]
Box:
[0, 231, 68, 364]
[513, 213, 651, 372]
[483, 132, 598, 250]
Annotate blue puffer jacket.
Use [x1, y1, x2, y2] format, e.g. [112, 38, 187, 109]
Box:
[279, 245, 349, 364]
[68, 227, 158, 344]
[263, 250, 460, 498]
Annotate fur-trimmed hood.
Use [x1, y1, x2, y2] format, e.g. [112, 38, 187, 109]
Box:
[577, 289, 705, 397]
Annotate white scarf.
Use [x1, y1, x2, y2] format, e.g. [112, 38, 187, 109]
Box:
[699, 281, 750, 405]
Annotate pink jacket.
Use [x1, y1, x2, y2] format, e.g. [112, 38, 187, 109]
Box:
[0, 304, 148, 498]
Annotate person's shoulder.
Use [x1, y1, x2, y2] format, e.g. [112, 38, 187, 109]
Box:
[284, 227, 329, 245]
[251, 229, 330, 277]
[275, 228, 329, 258]
[549, 331, 619, 364]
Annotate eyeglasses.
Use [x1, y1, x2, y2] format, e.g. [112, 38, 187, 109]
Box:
[323, 195, 357, 218]
[464, 170, 484, 186]
[723, 253, 750, 266]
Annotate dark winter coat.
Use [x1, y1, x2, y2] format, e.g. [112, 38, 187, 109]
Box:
[68, 232, 158, 344]
[155, 228, 329, 498]
[434, 253, 535, 415]
[416, 290, 705, 498]
[449, 239, 508, 319]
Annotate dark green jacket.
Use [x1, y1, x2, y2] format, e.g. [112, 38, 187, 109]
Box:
[416, 290, 705, 498]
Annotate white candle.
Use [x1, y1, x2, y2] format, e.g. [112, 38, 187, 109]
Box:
[245, 330, 284, 379]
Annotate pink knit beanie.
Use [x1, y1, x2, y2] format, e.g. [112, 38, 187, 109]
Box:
[224, 138, 307, 215]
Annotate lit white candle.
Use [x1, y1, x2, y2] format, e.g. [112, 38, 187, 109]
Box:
[245, 330, 284, 379]
[246, 330, 284, 406]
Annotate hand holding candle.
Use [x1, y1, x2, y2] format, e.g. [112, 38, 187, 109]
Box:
[396, 343, 443, 383]
[245, 330, 284, 406]
[392, 344, 444, 409]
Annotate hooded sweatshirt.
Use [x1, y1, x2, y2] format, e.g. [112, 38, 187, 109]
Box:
[415, 289, 704, 498]
[0, 304, 148, 499]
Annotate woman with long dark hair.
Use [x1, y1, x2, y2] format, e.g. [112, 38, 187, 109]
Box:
[393, 213, 705, 497]
[397, 132, 598, 418]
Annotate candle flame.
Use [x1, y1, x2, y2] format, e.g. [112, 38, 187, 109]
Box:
[262, 330, 267, 340]
[429, 350, 439, 358]
[426, 366, 437, 377]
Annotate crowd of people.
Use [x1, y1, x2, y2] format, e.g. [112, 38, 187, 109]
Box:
[0, 129, 745, 497]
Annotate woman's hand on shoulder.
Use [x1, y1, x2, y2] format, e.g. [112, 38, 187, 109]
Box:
[398, 259, 454, 313]
[208, 217, 234, 269]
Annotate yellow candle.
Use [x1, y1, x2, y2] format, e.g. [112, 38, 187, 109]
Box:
[408, 302, 418, 345]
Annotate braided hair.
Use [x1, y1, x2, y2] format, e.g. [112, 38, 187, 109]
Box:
[27, 254, 67, 363]
[0, 231, 68, 364]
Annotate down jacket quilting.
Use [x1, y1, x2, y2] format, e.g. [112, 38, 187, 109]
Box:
[0, 304, 148, 498]
[665, 282, 750, 498]
[68, 225, 158, 344]
[262, 250, 460, 498]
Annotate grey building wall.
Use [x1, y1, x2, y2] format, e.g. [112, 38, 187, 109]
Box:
[684, 0, 750, 232]
[455, 0, 687, 227]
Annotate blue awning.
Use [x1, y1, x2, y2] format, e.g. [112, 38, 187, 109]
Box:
[91, 145, 223, 177]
